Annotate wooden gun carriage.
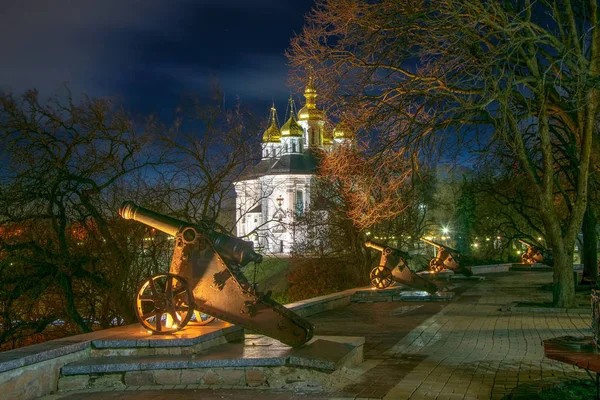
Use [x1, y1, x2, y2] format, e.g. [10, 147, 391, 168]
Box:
[120, 201, 313, 347]
[365, 240, 438, 293]
[420, 238, 472, 276]
[518, 239, 547, 265]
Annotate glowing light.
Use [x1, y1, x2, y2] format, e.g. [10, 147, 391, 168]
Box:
[538, 237, 542, 241]
[442, 227, 449, 234]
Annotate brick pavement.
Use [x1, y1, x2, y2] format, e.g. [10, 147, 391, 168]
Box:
[381, 271, 589, 400]
[48, 271, 591, 400]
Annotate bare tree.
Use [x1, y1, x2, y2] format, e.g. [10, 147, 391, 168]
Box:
[0, 89, 160, 348]
[152, 90, 261, 233]
[287, 0, 599, 307]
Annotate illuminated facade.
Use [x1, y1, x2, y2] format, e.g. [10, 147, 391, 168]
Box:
[234, 77, 353, 254]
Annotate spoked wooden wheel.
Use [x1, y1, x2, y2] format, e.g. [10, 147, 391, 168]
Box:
[135, 273, 194, 334]
[370, 266, 393, 289]
[429, 258, 444, 272]
[190, 311, 215, 326]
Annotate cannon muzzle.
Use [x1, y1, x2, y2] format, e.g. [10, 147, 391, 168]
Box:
[365, 240, 385, 252]
[518, 239, 534, 247]
[120, 201, 262, 266]
[420, 237, 441, 248]
[120, 201, 190, 237]
[365, 240, 411, 259]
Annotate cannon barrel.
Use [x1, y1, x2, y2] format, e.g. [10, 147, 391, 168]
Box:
[518, 239, 534, 247]
[120, 201, 262, 266]
[365, 240, 385, 252]
[419, 237, 441, 248]
[365, 240, 411, 259]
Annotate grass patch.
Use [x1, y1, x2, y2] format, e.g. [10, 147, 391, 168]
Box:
[242, 257, 289, 284]
[241, 257, 291, 300]
[539, 379, 596, 400]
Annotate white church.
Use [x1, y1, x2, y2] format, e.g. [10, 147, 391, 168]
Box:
[234, 77, 354, 254]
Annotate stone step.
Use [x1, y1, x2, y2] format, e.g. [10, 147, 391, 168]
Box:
[58, 335, 364, 392]
[89, 321, 244, 357]
[64, 335, 363, 375]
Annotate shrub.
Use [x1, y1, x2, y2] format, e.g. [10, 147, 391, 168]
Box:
[286, 255, 367, 302]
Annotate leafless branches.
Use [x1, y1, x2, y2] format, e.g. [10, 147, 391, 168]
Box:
[287, 0, 599, 306]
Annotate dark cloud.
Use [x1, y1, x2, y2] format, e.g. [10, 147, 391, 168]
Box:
[0, 0, 313, 115]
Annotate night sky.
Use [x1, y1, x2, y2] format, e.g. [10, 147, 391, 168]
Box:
[0, 0, 315, 120]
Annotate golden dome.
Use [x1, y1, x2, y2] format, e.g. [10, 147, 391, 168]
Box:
[333, 119, 354, 139]
[281, 115, 304, 137]
[281, 96, 304, 137]
[304, 73, 316, 94]
[298, 71, 324, 122]
[298, 105, 324, 121]
[262, 106, 281, 143]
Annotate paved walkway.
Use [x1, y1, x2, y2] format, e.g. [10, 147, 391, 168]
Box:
[49, 271, 590, 400]
[380, 272, 589, 399]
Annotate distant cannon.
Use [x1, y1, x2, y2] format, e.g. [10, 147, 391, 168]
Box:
[364, 240, 438, 293]
[420, 238, 472, 276]
[518, 239, 547, 265]
[120, 201, 313, 347]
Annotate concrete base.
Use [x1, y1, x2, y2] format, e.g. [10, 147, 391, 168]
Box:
[510, 263, 553, 271]
[57, 334, 364, 392]
[351, 286, 455, 303]
[418, 270, 485, 281]
[90, 320, 243, 357]
[2, 284, 381, 400]
[0, 322, 244, 400]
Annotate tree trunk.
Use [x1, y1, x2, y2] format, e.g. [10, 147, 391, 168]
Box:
[59, 273, 92, 333]
[582, 206, 599, 283]
[552, 242, 576, 308]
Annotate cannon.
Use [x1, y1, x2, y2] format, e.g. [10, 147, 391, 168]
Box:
[120, 201, 313, 347]
[518, 239, 547, 265]
[365, 240, 438, 293]
[420, 238, 472, 276]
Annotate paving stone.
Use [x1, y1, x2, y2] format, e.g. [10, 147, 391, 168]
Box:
[58, 375, 89, 391]
[216, 369, 244, 385]
[202, 370, 221, 385]
[91, 374, 124, 389]
[124, 371, 154, 386]
[245, 369, 267, 387]
[153, 369, 181, 385]
[180, 370, 205, 384]
[376, 271, 590, 400]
